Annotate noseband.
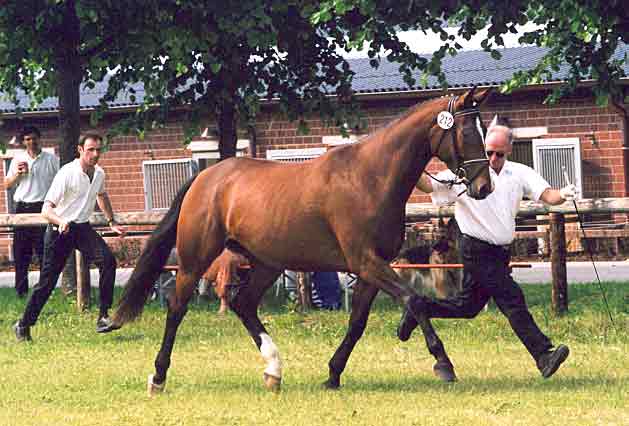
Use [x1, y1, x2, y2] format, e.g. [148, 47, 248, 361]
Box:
[429, 96, 489, 189]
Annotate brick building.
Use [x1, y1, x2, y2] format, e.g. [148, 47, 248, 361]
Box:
[1, 45, 628, 260]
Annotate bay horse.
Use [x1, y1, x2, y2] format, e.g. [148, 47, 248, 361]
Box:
[104, 88, 493, 394]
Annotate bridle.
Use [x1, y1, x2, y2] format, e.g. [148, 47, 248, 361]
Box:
[427, 96, 489, 189]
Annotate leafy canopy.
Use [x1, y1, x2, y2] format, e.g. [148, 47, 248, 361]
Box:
[313, 0, 629, 105]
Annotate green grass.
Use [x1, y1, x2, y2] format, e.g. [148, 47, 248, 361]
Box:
[0, 282, 627, 426]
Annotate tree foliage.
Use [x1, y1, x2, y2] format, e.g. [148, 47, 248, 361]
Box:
[2, 1, 628, 162]
[103, 0, 362, 158]
[314, 0, 629, 105]
[0, 0, 156, 162]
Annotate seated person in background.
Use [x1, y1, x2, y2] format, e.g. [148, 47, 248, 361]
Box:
[311, 271, 342, 310]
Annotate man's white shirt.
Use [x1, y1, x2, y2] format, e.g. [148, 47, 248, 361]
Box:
[7, 150, 59, 203]
[44, 159, 105, 223]
[430, 161, 550, 245]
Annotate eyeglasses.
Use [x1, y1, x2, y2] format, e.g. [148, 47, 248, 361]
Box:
[486, 150, 506, 158]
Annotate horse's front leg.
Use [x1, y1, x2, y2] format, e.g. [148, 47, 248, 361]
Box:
[325, 280, 378, 389]
[358, 253, 455, 382]
[229, 264, 283, 391]
[405, 296, 457, 382]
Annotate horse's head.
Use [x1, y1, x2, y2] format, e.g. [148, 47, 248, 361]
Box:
[430, 87, 493, 200]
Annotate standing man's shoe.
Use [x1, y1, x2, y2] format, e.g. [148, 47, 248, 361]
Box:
[14, 321, 32, 342]
[537, 345, 570, 378]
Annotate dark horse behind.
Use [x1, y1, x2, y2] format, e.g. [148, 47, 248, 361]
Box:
[102, 88, 493, 395]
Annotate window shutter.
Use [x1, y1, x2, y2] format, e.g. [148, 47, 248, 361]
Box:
[143, 159, 198, 210]
[532, 138, 582, 195]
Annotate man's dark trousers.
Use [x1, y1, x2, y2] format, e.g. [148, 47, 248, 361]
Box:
[420, 234, 553, 360]
[20, 222, 116, 326]
[13, 201, 45, 296]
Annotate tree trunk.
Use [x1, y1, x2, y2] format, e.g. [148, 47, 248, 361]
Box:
[55, 0, 83, 303]
[217, 100, 238, 160]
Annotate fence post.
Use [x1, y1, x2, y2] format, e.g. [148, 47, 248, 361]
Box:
[549, 213, 568, 315]
[76, 250, 91, 311]
[61, 254, 77, 296]
[296, 272, 312, 311]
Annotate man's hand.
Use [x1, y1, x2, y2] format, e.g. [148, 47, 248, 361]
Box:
[559, 184, 577, 201]
[59, 221, 71, 234]
[110, 223, 126, 237]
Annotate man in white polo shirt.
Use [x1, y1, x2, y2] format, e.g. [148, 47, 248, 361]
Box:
[398, 117, 576, 381]
[14, 133, 125, 341]
[4, 126, 59, 298]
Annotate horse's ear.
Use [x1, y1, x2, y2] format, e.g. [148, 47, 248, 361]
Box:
[463, 86, 492, 108]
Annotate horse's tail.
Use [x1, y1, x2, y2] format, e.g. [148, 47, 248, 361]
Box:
[112, 175, 197, 327]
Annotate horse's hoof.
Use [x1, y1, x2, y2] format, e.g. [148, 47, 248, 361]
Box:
[322, 378, 340, 390]
[433, 361, 457, 382]
[263, 373, 281, 392]
[147, 374, 166, 396]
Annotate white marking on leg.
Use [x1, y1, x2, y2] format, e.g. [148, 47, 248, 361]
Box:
[259, 333, 282, 379]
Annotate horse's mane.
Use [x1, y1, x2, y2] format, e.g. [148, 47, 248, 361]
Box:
[356, 95, 448, 144]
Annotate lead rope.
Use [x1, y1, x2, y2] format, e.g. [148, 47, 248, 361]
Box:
[563, 169, 616, 329]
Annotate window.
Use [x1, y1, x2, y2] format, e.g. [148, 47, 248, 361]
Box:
[532, 138, 582, 195]
[510, 140, 534, 168]
[142, 159, 198, 210]
[509, 126, 549, 169]
[266, 147, 326, 162]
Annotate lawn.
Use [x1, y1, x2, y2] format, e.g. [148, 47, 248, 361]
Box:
[0, 282, 627, 426]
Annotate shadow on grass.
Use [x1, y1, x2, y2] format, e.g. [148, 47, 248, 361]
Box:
[290, 374, 624, 394]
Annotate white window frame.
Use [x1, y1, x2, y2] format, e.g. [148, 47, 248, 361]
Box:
[266, 147, 326, 162]
[532, 137, 582, 195]
[187, 138, 250, 161]
[322, 134, 359, 146]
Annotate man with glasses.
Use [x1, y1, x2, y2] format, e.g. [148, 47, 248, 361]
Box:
[398, 116, 576, 380]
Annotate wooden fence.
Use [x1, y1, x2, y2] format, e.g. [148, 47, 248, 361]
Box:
[2, 197, 629, 313]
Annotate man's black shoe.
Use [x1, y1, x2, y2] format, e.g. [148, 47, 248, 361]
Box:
[397, 307, 418, 342]
[96, 316, 120, 333]
[14, 321, 32, 342]
[537, 345, 570, 379]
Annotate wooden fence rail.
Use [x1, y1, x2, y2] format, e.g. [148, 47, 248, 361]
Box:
[1, 197, 628, 313]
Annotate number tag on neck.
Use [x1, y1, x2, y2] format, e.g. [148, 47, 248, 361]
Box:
[437, 111, 454, 130]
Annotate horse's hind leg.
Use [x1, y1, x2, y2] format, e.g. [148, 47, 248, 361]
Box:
[325, 279, 378, 389]
[228, 262, 282, 391]
[149, 269, 200, 396]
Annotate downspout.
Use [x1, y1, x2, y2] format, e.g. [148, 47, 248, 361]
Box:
[611, 92, 629, 196]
